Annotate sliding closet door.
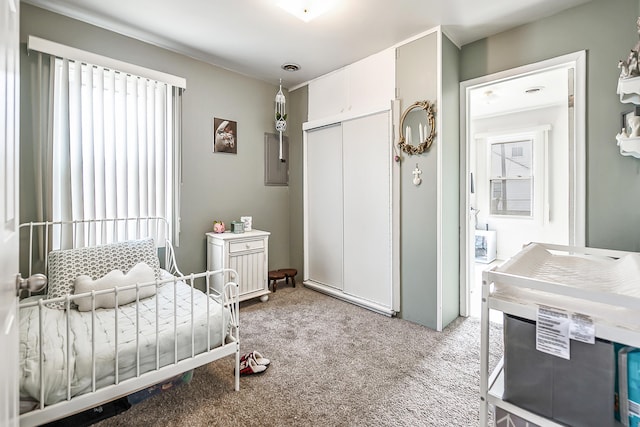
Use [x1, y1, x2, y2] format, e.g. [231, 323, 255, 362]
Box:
[342, 112, 392, 307]
[306, 124, 344, 290]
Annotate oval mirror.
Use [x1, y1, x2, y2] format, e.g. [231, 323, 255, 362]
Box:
[398, 100, 436, 155]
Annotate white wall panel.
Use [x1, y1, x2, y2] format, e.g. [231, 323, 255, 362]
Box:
[308, 71, 348, 121]
[342, 112, 392, 307]
[306, 124, 344, 289]
[347, 49, 395, 115]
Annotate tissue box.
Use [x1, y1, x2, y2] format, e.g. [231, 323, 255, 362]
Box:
[231, 221, 244, 233]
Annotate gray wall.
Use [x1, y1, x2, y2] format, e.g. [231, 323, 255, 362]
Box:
[396, 33, 439, 328]
[441, 33, 461, 328]
[286, 86, 307, 278]
[19, 4, 293, 276]
[394, 32, 461, 330]
[460, 0, 640, 252]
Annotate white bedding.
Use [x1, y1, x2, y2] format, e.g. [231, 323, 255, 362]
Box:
[19, 275, 231, 405]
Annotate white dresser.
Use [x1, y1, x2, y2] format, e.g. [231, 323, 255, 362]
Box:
[206, 229, 270, 302]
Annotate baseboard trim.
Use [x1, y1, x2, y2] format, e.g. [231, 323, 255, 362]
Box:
[303, 281, 395, 317]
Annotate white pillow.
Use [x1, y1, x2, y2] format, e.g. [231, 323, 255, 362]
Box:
[73, 262, 156, 312]
[47, 238, 161, 310]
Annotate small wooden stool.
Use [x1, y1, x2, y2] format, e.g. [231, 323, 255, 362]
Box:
[268, 270, 286, 292]
[278, 268, 298, 288]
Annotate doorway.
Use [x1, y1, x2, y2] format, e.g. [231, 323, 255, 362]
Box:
[459, 51, 586, 318]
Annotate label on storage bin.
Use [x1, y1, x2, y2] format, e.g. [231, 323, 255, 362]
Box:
[569, 312, 595, 344]
[536, 305, 570, 360]
[629, 399, 640, 427]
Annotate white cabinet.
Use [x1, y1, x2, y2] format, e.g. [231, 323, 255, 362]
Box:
[480, 242, 640, 427]
[206, 230, 270, 303]
[308, 70, 348, 121]
[308, 48, 395, 122]
[304, 49, 396, 317]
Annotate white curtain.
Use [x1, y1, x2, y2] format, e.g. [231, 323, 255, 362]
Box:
[35, 56, 181, 247]
[31, 54, 54, 240]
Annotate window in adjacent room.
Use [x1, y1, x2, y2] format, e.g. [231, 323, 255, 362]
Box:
[489, 138, 533, 216]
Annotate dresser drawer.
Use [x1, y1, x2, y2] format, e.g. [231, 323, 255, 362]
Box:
[229, 239, 265, 253]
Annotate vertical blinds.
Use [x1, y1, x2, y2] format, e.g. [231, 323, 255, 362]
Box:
[29, 35, 184, 247]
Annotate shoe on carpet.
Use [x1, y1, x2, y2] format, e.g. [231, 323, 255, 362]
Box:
[240, 351, 270, 367]
[238, 357, 268, 376]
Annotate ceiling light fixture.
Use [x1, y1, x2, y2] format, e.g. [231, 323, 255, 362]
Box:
[277, 0, 337, 22]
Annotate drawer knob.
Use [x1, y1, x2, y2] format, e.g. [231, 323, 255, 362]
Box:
[246, 243, 250, 249]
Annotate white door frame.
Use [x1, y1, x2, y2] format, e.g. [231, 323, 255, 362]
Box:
[458, 51, 586, 317]
[1, 0, 21, 423]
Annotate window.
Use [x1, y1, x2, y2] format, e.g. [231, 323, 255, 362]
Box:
[49, 57, 181, 246]
[489, 139, 532, 216]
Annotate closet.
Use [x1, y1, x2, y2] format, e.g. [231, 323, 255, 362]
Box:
[304, 111, 394, 315]
[302, 48, 396, 315]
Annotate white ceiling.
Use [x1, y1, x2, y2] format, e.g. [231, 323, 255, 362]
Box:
[469, 67, 569, 118]
[23, 0, 593, 89]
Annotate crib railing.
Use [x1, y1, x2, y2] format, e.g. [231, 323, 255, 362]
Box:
[18, 217, 241, 427]
[19, 269, 240, 427]
[19, 217, 180, 294]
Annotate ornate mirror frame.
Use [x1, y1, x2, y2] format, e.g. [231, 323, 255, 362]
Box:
[397, 100, 436, 155]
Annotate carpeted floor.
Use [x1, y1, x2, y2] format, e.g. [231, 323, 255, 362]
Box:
[96, 285, 503, 427]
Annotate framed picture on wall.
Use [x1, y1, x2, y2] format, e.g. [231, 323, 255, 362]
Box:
[213, 118, 237, 154]
[622, 106, 640, 136]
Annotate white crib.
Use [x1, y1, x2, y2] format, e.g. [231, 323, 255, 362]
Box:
[17, 217, 240, 427]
